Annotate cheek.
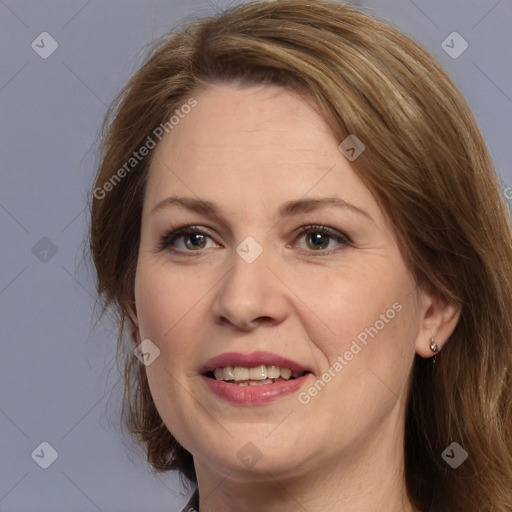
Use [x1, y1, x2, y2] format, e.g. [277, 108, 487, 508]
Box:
[133, 265, 203, 440]
[135, 260, 200, 336]
[134, 260, 220, 384]
[291, 260, 414, 360]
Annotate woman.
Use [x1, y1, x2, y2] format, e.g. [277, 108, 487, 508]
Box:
[89, 1, 512, 511]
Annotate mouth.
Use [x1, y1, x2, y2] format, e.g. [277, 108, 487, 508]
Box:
[204, 364, 311, 386]
[199, 351, 313, 404]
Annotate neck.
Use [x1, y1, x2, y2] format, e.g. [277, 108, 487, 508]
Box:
[194, 404, 420, 512]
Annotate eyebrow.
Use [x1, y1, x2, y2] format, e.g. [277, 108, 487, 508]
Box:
[151, 196, 373, 222]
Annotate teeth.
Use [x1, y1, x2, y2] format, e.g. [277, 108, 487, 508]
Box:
[249, 365, 267, 380]
[248, 379, 273, 386]
[233, 366, 249, 381]
[280, 367, 292, 380]
[212, 364, 305, 382]
[224, 365, 234, 380]
[267, 365, 280, 379]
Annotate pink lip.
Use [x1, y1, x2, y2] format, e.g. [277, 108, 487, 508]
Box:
[202, 374, 312, 405]
[199, 351, 310, 374]
[199, 351, 313, 406]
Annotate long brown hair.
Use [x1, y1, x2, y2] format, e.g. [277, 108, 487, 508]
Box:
[89, 1, 512, 510]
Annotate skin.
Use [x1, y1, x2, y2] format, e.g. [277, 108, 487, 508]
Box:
[131, 82, 460, 512]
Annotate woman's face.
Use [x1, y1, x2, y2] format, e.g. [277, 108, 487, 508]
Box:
[134, 82, 433, 480]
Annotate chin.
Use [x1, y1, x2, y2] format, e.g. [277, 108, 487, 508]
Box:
[194, 436, 310, 480]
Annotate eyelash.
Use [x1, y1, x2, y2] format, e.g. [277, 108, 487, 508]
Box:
[157, 224, 352, 257]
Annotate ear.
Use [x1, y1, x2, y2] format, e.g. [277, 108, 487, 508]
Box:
[415, 286, 461, 358]
[126, 300, 142, 345]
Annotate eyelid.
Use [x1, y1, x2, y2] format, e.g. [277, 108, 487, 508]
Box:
[157, 225, 220, 254]
[157, 223, 352, 256]
[292, 224, 351, 241]
[290, 224, 352, 255]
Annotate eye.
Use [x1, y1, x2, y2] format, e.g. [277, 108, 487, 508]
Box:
[158, 226, 218, 253]
[158, 224, 351, 256]
[293, 225, 351, 255]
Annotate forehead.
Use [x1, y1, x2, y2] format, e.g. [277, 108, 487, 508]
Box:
[143, 82, 380, 222]
[157, 83, 333, 160]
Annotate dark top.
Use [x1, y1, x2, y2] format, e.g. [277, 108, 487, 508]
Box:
[179, 488, 432, 511]
[180, 489, 199, 512]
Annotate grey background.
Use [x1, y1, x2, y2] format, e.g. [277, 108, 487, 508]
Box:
[0, 0, 510, 511]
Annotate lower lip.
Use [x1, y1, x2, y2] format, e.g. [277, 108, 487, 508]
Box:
[202, 375, 311, 405]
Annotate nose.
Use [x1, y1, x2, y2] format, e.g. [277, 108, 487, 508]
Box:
[211, 244, 290, 331]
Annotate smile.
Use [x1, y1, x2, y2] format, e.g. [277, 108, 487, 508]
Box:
[209, 364, 307, 385]
[200, 352, 313, 405]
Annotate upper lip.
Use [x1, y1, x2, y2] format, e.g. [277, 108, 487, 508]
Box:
[199, 351, 312, 375]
